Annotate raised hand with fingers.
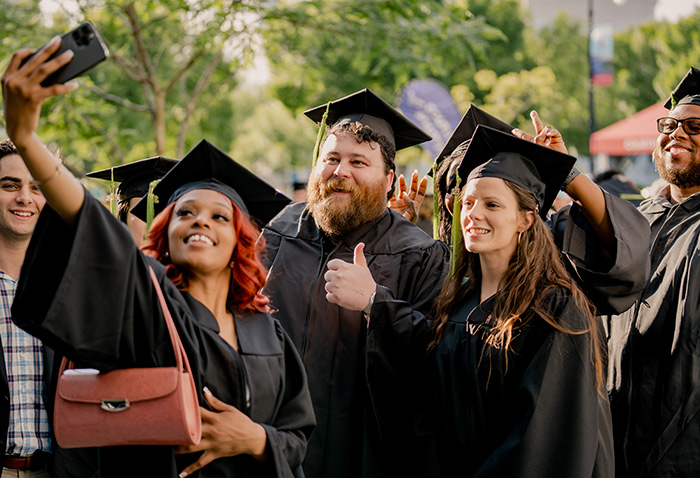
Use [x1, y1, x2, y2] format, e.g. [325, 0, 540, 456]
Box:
[175, 387, 268, 477]
[324, 242, 377, 311]
[2, 38, 78, 146]
[511, 110, 569, 155]
[388, 170, 428, 223]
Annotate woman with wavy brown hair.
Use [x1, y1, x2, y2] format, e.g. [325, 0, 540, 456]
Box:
[365, 123, 637, 478]
[425, 125, 611, 478]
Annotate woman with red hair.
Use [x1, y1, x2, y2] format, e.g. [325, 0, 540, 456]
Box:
[2, 41, 314, 478]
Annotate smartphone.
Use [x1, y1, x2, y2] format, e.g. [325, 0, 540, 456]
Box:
[20, 22, 108, 87]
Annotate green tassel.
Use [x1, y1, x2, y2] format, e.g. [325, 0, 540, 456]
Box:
[312, 102, 330, 168]
[432, 163, 439, 240]
[450, 191, 462, 277]
[108, 167, 117, 217]
[145, 179, 161, 235]
[449, 170, 463, 277]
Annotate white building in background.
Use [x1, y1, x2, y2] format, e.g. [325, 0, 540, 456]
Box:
[520, 0, 656, 31]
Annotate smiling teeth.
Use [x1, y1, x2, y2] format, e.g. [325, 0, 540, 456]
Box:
[186, 234, 213, 245]
[470, 228, 489, 234]
[12, 211, 32, 217]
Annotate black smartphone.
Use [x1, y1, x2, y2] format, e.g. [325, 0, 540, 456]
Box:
[20, 22, 108, 87]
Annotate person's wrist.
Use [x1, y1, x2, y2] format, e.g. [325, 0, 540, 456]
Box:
[248, 423, 268, 462]
[561, 167, 581, 191]
[362, 291, 376, 316]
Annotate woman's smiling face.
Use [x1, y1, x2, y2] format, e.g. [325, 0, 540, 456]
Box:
[461, 176, 528, 262]
[167, 188, 237, 277]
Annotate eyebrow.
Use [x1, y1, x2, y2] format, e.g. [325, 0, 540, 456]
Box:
[178, 199, 233, 211]
[0, 176, 22, 183]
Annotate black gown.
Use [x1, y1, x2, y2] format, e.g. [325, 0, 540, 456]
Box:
[365, 192, 651, 477]
[262, 203, 450, 478]
[608, 188, 700, 477]
[11, 192, 316, 478]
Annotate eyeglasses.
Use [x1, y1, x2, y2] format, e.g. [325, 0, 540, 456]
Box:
[657, 117, 700, 135]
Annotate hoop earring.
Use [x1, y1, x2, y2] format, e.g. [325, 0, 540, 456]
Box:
[517, 231, 523, 245]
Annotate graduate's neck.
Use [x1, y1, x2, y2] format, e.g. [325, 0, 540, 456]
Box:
[187, 272, 232, 320]
[669, 183, 700, 204]
[0, 235, 31, 280]
[478, 252, 510, 303]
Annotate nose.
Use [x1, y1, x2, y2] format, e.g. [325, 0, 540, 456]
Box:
[670, 121, 689, 140]
[192, 211, 211, 228]
[15, 185, 34, 205]
[463, 201, 483, 223]
[332, 160, 351, 179]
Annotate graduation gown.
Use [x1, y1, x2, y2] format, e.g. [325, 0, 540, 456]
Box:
[11, 192, 315, 478]
[262, 203, 450, 478]
[608, 189, 700, 477]
[365, 193, 650, 477]
[369, 287, 612, 478]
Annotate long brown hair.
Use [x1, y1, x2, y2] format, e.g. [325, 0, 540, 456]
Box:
[142, 198, 270, 313]
[431, 180, 604, 392]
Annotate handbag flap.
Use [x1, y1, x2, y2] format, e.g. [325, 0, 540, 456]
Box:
[57, 367, 182, 404]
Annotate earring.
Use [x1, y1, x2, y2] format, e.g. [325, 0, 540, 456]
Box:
[164, 251, 169, 258]
[517, 231, 523, 244]
[229, 261, 235, 269]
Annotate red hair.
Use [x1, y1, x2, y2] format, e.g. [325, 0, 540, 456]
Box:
[142, 199, 270, 313]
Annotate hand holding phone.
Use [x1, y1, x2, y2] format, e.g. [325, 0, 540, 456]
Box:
[20, 22, 108, 87]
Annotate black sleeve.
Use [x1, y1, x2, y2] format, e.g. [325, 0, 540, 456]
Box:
[553, 190, 651, 315]
[12, 192, 193, 371]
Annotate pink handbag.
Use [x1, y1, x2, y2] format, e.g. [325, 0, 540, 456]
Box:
[53, 266, 202, 448]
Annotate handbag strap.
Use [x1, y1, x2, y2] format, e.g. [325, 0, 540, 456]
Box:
[148, 265, 192, 375]
[59, 266, 194, 376]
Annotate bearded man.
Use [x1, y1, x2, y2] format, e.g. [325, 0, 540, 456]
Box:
[262, 89, 449, 478]
[607, 67, 700, 477]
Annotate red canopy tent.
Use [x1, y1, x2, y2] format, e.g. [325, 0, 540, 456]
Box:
[589, 101, 667, 156]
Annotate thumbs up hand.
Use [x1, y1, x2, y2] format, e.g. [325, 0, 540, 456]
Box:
[324, 243, 377, 311]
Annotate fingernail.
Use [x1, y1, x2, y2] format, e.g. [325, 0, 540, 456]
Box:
[179, 472, 188, 478]
[49, 36, 61, 45]
[62, 49, 74, 59]
[203, 386, 211, 396]
[65, 82, 79, 91]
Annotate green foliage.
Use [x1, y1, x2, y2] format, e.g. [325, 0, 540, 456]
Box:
[262, 0, 501, 110]
[3, 0, 700, 184]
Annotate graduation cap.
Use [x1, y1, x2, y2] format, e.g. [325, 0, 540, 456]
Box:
[457, 125, 576, 219]
[434, 105, 515, 169]
[86, 156, 178, 200]
[430, 106, 515, 247]
[303, 88, 432, 152]
[131, 140, 291, 227]
[664, 67, 700, 110]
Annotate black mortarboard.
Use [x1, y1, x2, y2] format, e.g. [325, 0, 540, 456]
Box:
[434, 105, 515, 166]
[86, 156, 178, 199]
[457, 125, 576, 218]
[131, 140, 291, 226]
[303, 88, 432, 152]
[664, 67, 700, 110]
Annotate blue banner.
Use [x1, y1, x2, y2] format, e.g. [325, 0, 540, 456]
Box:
[397, 79, 461, 159]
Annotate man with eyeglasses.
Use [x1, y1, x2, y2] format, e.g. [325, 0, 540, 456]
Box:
[607, 67, 700, 477]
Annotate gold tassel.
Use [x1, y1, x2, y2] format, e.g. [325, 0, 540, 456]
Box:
[312, 102, 330, 168]
[145, 179, 161, 235]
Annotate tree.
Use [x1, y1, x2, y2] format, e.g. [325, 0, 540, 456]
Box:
[262, 0, 503, 112]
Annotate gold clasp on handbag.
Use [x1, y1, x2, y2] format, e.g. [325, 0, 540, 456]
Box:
[101, 399, 131, 412]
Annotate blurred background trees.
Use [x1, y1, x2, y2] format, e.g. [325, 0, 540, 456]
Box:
[1, 0, 699, 193]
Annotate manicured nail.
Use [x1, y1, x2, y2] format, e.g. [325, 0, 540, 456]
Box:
[203, 386, 211, 396]
[179, 472, 188, 478]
